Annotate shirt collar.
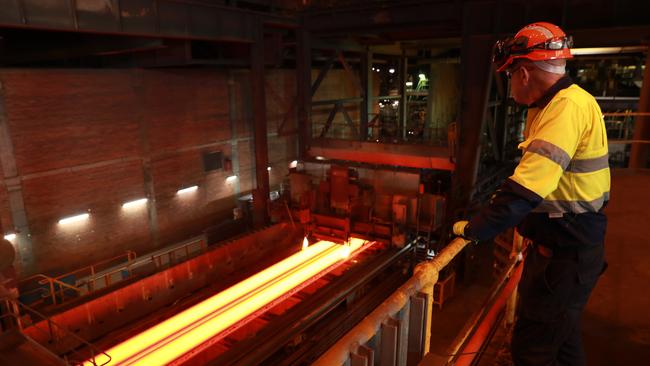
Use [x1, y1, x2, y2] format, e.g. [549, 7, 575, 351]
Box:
[531, 75, 574, 109]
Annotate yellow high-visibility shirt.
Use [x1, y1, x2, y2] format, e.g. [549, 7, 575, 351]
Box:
[511, 84, 610, 215]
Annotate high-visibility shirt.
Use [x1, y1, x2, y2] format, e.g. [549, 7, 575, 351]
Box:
[466, 76, 609, 248]
[512, 83, 610, 214]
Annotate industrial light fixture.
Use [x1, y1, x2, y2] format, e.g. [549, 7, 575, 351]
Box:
[289, 160, 298, 169]
[267, 166, 272, 171]
[176, 186, 198, 195]
[85, 238, 370, 366]
[406, 81, 413, 87]
[389, 68, 395, 74]
[4, 233, 16, 241]
[122, 198, 148, 209]
[58, 213, 90, 225]
[376, 68, 381, 72]
[315, 156, 326, 161]
[226, 175, 238, 182]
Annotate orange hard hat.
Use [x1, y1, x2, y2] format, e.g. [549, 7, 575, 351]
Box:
[493, 22, 573, 72]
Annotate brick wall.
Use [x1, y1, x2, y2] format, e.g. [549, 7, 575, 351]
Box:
[0, 68, 300, 277]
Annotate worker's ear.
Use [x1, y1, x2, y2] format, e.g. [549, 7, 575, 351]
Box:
[519, 66, 531, 85]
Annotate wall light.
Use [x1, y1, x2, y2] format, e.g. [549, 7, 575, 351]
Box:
[406, 81, 413, 87]
[315, 156, 326, 161]
[59, 213, 90, 225]
[226, 175, 238, 182]
[122, 198, 148, 209]
[4, 233, 16, 241]
[389, 68, 395, 74]
[289, 160, 298, 169]
[176, 186, 198, 195]
[267, 166, 272, 171]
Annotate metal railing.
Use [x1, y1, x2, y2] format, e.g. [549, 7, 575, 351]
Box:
[18, 251, 137, 307]
[0, 297, 111, 366]
[150, 237, 207, 269]
[313, 237, 471, 365]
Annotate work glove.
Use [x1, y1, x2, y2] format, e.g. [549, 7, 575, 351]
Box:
[452, 220, 469, 237]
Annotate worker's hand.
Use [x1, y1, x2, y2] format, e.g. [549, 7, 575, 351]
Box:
[452, 220, 469, 237]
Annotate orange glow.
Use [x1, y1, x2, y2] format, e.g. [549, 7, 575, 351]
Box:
[87, 238, 368, 366]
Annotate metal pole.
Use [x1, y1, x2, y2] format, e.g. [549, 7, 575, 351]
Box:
[251, 18, 270, 227]
[630, 50, 650, 168]
[296, 26, 312, 157]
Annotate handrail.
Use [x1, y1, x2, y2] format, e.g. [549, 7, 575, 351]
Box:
[18, 274, 84, 306]
[150, 238, 207, 269]
[17, 238, 205, 310]
[313, 237, 471, 365]
[0, 297, 112, 366]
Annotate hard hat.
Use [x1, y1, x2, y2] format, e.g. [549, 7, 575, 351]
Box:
[493, 22, 573, 72]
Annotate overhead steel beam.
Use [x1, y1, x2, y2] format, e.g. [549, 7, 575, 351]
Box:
[0, 0, 295, 42]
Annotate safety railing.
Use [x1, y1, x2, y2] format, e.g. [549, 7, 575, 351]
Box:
[150, 237, 207, 269]
[17, 237, 206, 310]
[313, 237, 471, 365]
[18, 251, 137, 307]
[0, 297, 111, 366]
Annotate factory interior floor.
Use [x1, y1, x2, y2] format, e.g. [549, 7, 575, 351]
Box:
[422, 168, 650, 365]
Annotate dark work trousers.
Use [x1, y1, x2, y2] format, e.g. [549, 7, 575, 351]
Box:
[511, 243, 605, 366]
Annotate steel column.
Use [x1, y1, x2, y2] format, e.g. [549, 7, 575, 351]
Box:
[251, 19, 269, 227]
[399, 50, 408, 141]
[630, 50, 650, 168]
[0, 79, 33, 275]
[296, 26, 312, 157]
[363, 50, 374, 140]
[451, 33, 494, 213]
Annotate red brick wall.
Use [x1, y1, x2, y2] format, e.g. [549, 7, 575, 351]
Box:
[0, 68, 300, 277]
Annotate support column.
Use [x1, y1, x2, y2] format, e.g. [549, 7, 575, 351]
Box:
[360, 49, 373, 141]
[251, 20, 269, 227]
[0, 80, 33, 276]
[450, 34, 494, 215]
[630, 50, 650, 168]
[296, 26, 312, 157]
[399, 49, 408, 141]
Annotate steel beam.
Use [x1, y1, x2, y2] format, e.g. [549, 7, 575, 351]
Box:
[630, 50, 650, 168]
[451, 31, 494, 212]
[0, 0, 297, 42]
[296, 27, 312, 157]
[251, 19, 269, 228]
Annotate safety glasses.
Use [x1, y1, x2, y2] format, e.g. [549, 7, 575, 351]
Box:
[493, 35, 573, 69]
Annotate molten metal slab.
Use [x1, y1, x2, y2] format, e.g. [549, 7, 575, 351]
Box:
[87, 238, 370, 366]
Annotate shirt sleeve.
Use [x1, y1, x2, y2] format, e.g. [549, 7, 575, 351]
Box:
[464, 97, 585, 241]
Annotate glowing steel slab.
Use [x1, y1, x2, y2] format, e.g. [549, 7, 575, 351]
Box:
[87, 238, 370, 366]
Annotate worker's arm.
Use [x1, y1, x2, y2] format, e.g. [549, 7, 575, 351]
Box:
[462, 97, 584, 241]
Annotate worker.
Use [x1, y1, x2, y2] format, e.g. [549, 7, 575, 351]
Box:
[452, 22, 609, 366]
